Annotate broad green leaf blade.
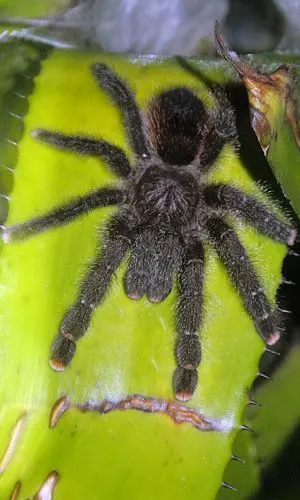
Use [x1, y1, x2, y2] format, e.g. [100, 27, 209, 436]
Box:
[0, 48, 287, 499]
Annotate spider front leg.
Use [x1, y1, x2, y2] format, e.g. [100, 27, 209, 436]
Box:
[194, 89, 237, 172]
[173, 241, 205, 401]
[204, 184, 296, 245]
[92, 63, 150, 159]
[50, 214, 131, 370]
[33, 129, 131, 178]
[2, 187, 123, 242]
[206, 217, 280, 346]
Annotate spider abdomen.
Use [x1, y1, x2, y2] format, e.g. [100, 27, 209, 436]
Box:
[145, 87, 208, 166]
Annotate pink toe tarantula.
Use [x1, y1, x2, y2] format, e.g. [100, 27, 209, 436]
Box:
[4, 62, 296, 401]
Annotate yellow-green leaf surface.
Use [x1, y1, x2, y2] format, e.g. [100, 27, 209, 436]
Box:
[0, 48, 287, 499]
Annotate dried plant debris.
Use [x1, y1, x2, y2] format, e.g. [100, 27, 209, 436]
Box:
[215, 21, 300, 155]
[49, 394, 224, 432]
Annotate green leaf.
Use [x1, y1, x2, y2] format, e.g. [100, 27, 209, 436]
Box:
[0, 47, 288, 498]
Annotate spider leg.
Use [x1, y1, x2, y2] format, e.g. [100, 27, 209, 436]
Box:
[206, 217, 281, 346]
[50, 214, 132, 370]
[125, 228, 183, 302]
[33, 129, 131, 178]
[195, 88, 237, 172]
[173, 241, 204, 401]
[92, 63, 150, 159]
[204, 184, 296, 245]
[2, 187, 123, 242]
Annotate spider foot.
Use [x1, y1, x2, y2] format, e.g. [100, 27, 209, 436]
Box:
[124, 266, 145, 301]
[126, 291, 143, 300]
[31, 128, 48, 142]
[49, 334, 76, 371]
[265, 329, 281, 346]
[287, 227, 297, 246]
[173, 367, 198, 402]
[1, 225, 11, 243]
[124, 280, 144, 301]
[32, 128, 75, 151]
[256, 312, 281, 346]
[1, 224, 23, 243]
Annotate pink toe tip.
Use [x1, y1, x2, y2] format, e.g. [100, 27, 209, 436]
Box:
[49, 359, 66, 372]
[287, 228, 297, 246]
[127, 291, 142, 301]
[267, 330, 280, 346]
[175, 391, 193, 402]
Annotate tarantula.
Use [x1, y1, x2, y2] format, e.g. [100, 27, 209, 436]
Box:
[3, 63, 296, 402]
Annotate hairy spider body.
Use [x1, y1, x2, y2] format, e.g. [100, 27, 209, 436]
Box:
[3, 63, 296, 401]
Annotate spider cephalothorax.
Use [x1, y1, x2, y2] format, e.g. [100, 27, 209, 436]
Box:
[3, 63, 296, 401]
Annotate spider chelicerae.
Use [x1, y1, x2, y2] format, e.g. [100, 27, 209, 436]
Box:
[3, 63, 296, 402]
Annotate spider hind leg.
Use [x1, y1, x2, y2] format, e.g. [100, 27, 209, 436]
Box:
[49, 215, 131, 370]
[173, 241, 205, 401]
[206, 217, 281, 345]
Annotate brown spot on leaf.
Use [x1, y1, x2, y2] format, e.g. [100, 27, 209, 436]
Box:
[33, 471, 59, 500]
[49, 396, 70, 429]
[9, 480, 21, 500]
[50, 394, 225, 432]
[215, 21, 300, 153]
[0, 412, 27, 475]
